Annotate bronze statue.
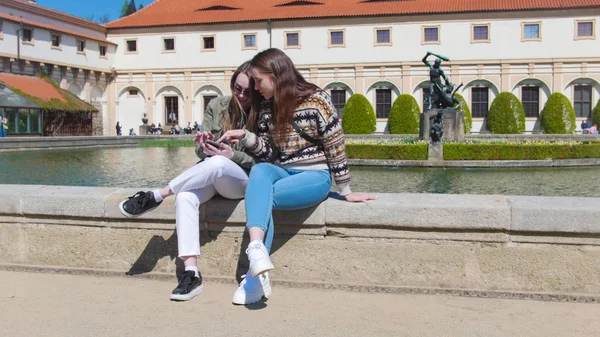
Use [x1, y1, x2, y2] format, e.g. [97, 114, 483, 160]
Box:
[429, 110, 444, 143]
[422, 51, 461, 110]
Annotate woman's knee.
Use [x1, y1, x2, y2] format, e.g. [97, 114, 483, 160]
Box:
[175, 191, 201, 209]
[249, 163, 277, 179]
[207, 155, 232, 171]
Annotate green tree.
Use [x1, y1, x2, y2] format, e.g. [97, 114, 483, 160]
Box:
[120, 0, 130, 17]
[540, 93, 576, 134]
[139, 3, 144, 10]
[455, 93, 472, 134]
[128, 0, 137, 14]
[120, 0, 137, 17]
[341, 94, 376, 134]
[591, 99, 600, 129]
[388, 94, 419, 134]
[486, 92, 526, 134]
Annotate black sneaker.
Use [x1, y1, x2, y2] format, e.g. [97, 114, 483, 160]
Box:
[170, 270, 204, 301]
[119, 191, 162, 218]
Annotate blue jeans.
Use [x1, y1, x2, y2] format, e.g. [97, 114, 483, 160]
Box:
[245, 163, 332, 252]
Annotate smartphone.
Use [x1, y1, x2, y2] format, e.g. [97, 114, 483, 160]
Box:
[206, 139, 224, 148]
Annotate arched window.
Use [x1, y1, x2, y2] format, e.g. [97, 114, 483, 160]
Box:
[323, 82, 354, 119]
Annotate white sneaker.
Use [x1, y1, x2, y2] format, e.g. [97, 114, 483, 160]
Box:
[246, 240, 274, 277]
[232, 271, 271, 305]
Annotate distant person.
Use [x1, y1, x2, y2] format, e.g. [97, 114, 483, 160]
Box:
[185, 122, 193, 135]
[581, 121, 591, 134]
[116, 122, 122, 136]
[193, 121, 199, 132]
[591, 124, 598, 134]
[168, 111, 177, 124]
[129, 128, 137, 136]
[1, 115, 7, 137]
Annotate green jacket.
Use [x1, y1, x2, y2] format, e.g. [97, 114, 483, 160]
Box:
[194, 95, 256, 170]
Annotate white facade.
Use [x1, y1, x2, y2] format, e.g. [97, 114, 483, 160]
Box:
[106, 8, 600, 134]
[1, 0, 599, 135]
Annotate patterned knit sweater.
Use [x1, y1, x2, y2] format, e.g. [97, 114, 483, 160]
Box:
[242, 90, 352, 195]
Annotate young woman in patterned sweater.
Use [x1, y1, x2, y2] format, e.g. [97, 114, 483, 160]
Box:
[219, 48, 377, 305]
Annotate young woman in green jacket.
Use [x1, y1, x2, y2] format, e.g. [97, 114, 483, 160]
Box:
[119, 61, 258, 301]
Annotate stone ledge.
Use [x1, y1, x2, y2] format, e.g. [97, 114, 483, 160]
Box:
[0, 185, 599, 237]
[508, 196, 600, 233]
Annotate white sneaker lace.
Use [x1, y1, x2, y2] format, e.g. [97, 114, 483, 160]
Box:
[245, 243, 264, 260]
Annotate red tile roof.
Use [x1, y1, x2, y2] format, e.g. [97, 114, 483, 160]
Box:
[0, 13, 116, 45]
[106, 0, 600, 29]
[5, 0, 106, 29]
[0, 73, 97, 112]
[0, 73, 66, 103]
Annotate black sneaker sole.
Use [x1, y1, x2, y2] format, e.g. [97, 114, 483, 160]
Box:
[170, 284, 204, 301]
[118, 200, 160, 218]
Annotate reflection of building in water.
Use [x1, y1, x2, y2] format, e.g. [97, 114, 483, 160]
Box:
[1, 0, 599, 135]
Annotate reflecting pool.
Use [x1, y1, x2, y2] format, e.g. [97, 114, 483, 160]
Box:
[0, 147, 597, 197]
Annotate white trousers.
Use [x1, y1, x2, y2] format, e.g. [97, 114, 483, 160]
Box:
[169, 155, 249, 258]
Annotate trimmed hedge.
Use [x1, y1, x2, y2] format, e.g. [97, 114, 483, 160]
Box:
[341, 94, 377, 134]
[486, 92, 526, 134]
[139, 140, 194, 147]
[444, 143, 600, 160]
[592, 99, 600, 128]
[541, 93, 576, 134]
[388, 94, 420, 134]
[455, 93, 472, 134]
[346, 143, 428, 160]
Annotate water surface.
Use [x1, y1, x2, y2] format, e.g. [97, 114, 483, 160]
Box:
[0, 147, 597, 197]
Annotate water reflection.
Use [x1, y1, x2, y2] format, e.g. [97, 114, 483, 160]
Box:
[0, 147, 597, 197]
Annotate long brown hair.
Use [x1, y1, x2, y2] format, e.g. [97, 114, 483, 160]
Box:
[250, 48, 318, 140]
[223, 61, 257, 132]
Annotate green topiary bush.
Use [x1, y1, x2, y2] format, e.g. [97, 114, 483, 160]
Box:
[486, 92, 525, 134]
[341, 94, 376, 134]
[387, 94, 420, 134]
[541, 93, 576, 134]
[345, 143, 428, 160]
[455, 93, 472, 134]
[444, 143, 600, 160]
[591, 99, 600, 128]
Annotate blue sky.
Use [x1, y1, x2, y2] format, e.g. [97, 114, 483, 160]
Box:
[38, 0, 154, 23]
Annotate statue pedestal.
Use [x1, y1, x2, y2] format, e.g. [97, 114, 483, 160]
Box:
[419, 108, 465, 142]
[139, 124, 151, 136]
[428, 142, 444, 161]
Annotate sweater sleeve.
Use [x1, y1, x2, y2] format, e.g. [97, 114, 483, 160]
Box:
[241, 103, 279, 164]
[315, 97, 352, 195]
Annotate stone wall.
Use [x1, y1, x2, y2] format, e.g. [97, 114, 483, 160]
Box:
[0, 185, 598, 298]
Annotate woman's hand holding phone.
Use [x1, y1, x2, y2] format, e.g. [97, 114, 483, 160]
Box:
[193, 131, 214, 153]
[204, 139, 233, 158]
[217, 129, 246, 144]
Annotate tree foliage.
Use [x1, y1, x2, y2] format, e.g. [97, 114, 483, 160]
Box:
[541, 93, 576, 134]
[120, 0, 138, 17]
[486, 92, 526, 134]
[341, 94, 377, 134]
[388, 94, 420, 134]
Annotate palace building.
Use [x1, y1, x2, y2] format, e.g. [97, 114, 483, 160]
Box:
[1, 0, 599, 135]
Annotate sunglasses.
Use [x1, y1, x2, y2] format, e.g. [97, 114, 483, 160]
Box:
[233, 84, 252, 97]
